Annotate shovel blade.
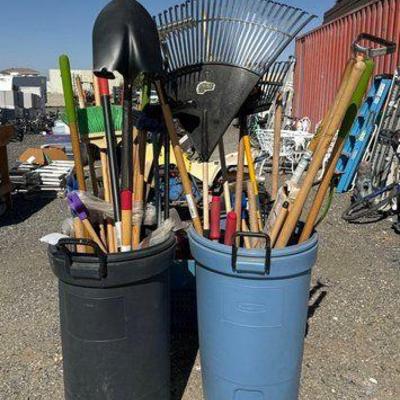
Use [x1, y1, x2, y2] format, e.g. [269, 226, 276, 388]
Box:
[93, 0, 163, 81]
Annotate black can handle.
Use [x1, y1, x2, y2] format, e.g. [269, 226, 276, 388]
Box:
[57, 238, 107, 280]
[353, 33, 396, 58]
[231, 232, 271, 275]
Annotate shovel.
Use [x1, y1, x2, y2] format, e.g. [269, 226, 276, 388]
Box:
[93, 0, 203, 236]
[93, 0, 163, 251]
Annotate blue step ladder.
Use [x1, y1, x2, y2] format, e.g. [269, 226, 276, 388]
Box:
[336, 75, 392, 193]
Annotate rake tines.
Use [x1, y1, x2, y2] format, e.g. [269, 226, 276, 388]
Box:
[242, 56, 296, 115]
[156, 0, 315, 160]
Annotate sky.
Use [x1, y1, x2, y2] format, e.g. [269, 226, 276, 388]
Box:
[0, 0, 335, 74]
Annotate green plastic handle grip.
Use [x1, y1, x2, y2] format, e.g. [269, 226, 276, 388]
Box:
[338, 58, 375, 139]
[59, 55, 77, 124]
[141, 76, 151, 111]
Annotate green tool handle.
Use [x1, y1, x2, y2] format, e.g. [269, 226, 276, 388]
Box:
[59, 55, 77, 124]
[59, 54, 87, 191]
[141, 78, 151, 111]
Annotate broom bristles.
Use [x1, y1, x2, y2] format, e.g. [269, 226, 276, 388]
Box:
[77, 105, 123, 138]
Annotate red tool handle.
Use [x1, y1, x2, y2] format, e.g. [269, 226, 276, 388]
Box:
[98, 77, 110, 96]
[209, 196, 221, 241]
[224, 211, 237, 246]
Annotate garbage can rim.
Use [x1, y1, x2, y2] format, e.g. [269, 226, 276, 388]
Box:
[187, 226, 318, 258]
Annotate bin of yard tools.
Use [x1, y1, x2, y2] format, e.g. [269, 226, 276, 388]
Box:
[188, 227, 318, 400]
[48, 233, 176, 400]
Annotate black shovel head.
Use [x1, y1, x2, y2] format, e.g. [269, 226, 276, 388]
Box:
[166, 64, 260, 161]
[93, 0, 163, 81]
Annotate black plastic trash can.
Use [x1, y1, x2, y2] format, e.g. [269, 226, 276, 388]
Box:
[48, 234, 176, 400]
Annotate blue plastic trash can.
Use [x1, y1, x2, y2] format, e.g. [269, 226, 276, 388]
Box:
[188, 227, 318, 400]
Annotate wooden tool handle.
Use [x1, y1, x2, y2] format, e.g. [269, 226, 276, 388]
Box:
[300, 56, 373, 243]
[82, 219, 107, 253]
[309, 58, 355, 152]
[275, 59, 366, 248]
[100, 150, 117, 253]
[75, 75, 86, 109]
[203, 163, 210, 231]
[270, 201, 289, 247]
[234, 131, 245, 231]
[223, 181, 232, 213]
[272, 94, 283, 200]
[73, 217, 87, 253]
[155, 80, 203, 235]
[241, 220, 252, 249]
[243, 133, 263, 231]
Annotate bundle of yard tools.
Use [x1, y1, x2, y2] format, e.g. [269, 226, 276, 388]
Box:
[44, 1, 398, 400]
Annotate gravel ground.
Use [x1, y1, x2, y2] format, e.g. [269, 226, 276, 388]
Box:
[0, 135, 399, 399]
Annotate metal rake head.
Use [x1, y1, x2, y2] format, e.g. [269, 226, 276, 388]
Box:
[242, 56, 296, 115]
[155, 0, 315, 160]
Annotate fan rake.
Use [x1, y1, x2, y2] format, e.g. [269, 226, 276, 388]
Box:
[156, 0, 315, 160]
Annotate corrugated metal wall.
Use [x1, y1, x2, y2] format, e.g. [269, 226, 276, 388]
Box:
[294, 0, 400, 126]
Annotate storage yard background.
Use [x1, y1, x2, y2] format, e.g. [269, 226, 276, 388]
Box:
[294, 0, 400, 126]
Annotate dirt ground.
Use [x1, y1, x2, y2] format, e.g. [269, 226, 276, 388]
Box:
[0, 135, 399, 399]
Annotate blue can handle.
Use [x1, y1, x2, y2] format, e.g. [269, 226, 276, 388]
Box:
[231, 232, 271, 275]
[57, 238, 107, 280]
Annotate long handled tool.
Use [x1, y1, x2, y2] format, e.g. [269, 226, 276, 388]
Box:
[93, 0, 165, 249]
[97, 78, 122, 249]
[234, 124, 246, 232]
[272, 93, 283, 200]
[266, 56, 357, 237]
[300, 35, 396, 243]
[132, 81, 150, 249]
[275, 58, 367, 248]
[93, 0, 203, 239]
[299, 58, 374, 244]
[247, 181, 262, 248]
[75, 75, 100, 198]
[60, 56, 87, 191]
[67, 192, 107, 253]
[242, 129, 263, 231]
[60, 55, 88, 253]
[203, 162, 210, 231]
[218, 139, 232, 212]
[100, 149, 116, 252]
[120, 81, 134, 252]
[155, 81, 203, 235]
[164, 129, 170, 220]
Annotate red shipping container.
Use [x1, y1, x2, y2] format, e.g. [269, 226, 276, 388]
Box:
[294, 0, 400, 127]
